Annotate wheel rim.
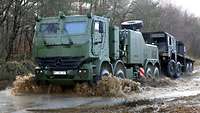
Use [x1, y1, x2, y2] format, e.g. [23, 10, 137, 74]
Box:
[177, 66, 181, 73]
[169, 63, 175, 73]
[176, 62, 181, 76]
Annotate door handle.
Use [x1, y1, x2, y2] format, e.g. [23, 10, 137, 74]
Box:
[94, 41, 102, 45]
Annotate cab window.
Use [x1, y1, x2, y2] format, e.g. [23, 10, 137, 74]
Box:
[40, 23, 59, 34]
[64, 21, 87, 35]
[168, 36, 172, 45]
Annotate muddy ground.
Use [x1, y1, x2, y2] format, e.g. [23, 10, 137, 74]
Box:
[1, 67, 200, 113]
[27, 68, 200, 113]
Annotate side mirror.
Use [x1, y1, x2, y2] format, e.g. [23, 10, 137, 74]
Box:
[59, 11, 65, 19]
[35, 16, 41, 22]
[87, 13, 92, 18]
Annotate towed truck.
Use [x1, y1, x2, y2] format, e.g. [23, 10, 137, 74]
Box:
[32, 13, 160, 84]
[142, 31, 194, 78]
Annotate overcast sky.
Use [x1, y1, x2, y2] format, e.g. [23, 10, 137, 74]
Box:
[161, 0, 200, 17]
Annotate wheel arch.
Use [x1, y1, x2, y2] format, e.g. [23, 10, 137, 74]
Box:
[144, 60, 154, 70]
[113, 60, 125, 69]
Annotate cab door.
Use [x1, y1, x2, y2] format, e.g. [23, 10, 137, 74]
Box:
[92, 20, 105, 56]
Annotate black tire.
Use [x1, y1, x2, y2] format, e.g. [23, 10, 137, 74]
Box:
[145, 64, 154, 78]
[113, 61, 126, 79]
[174, 62, 181, 78]
[186, 63, 190, 73]
[153, 67, 160, 79]
[167, 60, 176, 78]
[189, 63, 193, 73]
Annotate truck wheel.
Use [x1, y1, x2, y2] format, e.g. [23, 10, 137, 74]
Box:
[174, 62, 181, 78]
[189, 63, 193, 73]
[186, 63, 190, 73]
[114, 61, 126, 79]
[94, 62, 113, 83]
[153, 67, 160, 79]
[167, 60, 176, 78]
[100, 62, 113, 77]
[145, 65, 154, 78]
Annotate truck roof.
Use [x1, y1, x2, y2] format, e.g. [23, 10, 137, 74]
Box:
[142, 31, 175, 38]
[144, 32, 185, 45]
[37, 14, 109, 23]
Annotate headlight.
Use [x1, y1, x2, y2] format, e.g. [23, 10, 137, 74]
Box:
[162, 57, 166, 60]
[35, 66, 40, 69]
[78, 69, 87, 74]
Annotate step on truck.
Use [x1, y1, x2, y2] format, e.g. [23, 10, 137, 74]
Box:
[32, 13, 160, 85]
[142, 31, 194, 78]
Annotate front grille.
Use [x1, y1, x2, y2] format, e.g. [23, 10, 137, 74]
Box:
[36, 57, 84, 70]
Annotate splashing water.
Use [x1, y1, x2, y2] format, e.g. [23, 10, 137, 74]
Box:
[11, 74, 141, 97]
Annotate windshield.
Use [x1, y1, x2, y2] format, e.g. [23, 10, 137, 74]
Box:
[152, 38, 167, 52]
[153, 38, 166, 43]
[64, 21, 87, 35]
[40, 23, 59, 34]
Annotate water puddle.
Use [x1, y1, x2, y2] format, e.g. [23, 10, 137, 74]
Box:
[0, 88, 126, 113]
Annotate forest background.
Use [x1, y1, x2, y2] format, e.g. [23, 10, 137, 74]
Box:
[1, 0, 200, 61]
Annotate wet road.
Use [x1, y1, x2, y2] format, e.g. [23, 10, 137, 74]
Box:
[0, 89, 125, 113]
[1, 67, 200, 113]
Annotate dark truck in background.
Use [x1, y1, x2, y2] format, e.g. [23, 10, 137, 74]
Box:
[142, 31, 194, 78]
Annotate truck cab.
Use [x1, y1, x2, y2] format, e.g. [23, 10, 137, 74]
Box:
[33, 13, 112, 84]
[142, 32, 177, 60]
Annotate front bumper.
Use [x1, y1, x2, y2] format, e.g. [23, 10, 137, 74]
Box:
[35, 68, 92, 83]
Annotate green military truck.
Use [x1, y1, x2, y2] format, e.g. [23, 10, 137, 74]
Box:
[142, 31, 194, 78]
[32, 13, 160, 84]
